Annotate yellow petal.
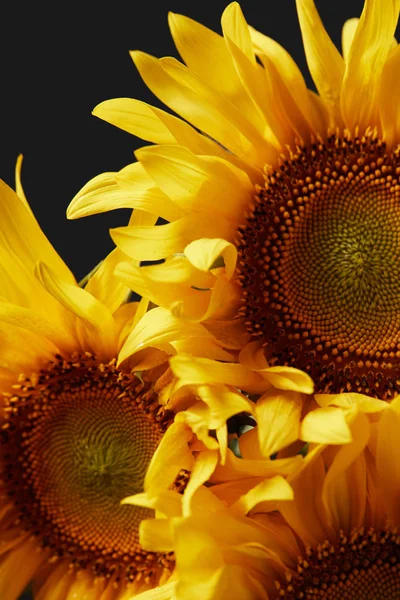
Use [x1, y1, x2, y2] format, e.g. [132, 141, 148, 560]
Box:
[144, 422, 194, 498]
[175, 403, 220, 451]
[0, 177, 73, 282]
[341, 18, 359, 62]
[211, 447, 303, 482]
[139, 518, 175, 553]
[173, 521, 224, 589]
[35, 261, 116, 357]
[221, 3, 254, 63]
[128, 208, 158, 227]
[115, 261, 182, 307]
[321, 413, 370, 532]
[35, 563, 74, 600]
[160, 56, 276, 165]
[172, 338, 236, 363]
[260, 365, 314, 394]
[67, 163, 183, 222]
[113, 298, 147, 347]
[182, 449, 219, 516]
[130, 50, 269, 166]
[135, 145, 252, 223]
[168, 11, 264, 135]
[238, 427, 264, 461]
[118, 307, 215, 365]
[94, 96, 238, 168]
[0, 538, 44, 600]
[131, 582, 178, 600]
[300, 406, 352, 444]
[340, 0, 400, 130]
[315, 392, 388, 414]
[169, 354, 270, 394]
[170, 277, 238, 324]
[264, 52, 318, 142]
[210, 477, 264, 506]
[216, 425, 228, 465]
[0, 320, 61, 375]
[14, 155, 33, 216]
[231, 475, 294, 516]
[212, 568, 269, 600]
[194, 384, 254, 427]
[249, 26, 326, 133]
[222, 34, 282, 149]
[279, 455, 333, 546]
[223, 4, 320, 143]
[93, 98, 177, 143]
[295, 0, 344, 125]
[379, 45, 400, 148]
[255, 390, 303, 457]
[376, 407, 400, 524]
[239, 340, 269, 370]
[0, 180, 74, 307]
[121, 489, 182, 517]
[65, 572, 106, 600]
[0, 303, 73, 352]
[84, 248, 130, 313]
[111, 214, 235, 262]
[205, 318, 250, 351]
[138, 255, 215, 287]
[389, 394, 400, 412]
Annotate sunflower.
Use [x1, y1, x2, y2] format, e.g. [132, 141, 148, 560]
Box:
[69, 0, 400, 402]
[125, 392, 398, 599]
[0, 162, 248, 600]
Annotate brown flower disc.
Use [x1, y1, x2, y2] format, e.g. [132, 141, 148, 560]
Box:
[236, 132, 400, 399]
[0, 354, 174, 584]
[275, 528, 400, 599]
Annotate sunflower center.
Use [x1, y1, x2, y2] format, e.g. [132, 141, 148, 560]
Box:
[275, 528, 400, 599]
[0, 353, 174, 583]
[236, 132, 400, 399]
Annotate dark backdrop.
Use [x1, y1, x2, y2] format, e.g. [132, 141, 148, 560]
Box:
[1, 0, 366, 284]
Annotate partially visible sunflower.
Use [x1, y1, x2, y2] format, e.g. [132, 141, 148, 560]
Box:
[69, 0, 400, 401]
[0, 161, 258, 600]
[126, 392, 396, 599]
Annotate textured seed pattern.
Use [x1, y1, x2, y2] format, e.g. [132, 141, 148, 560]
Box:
[236, 132, 400, 399]
[274, 528, 400, 599]
[0, 353, 175, 584]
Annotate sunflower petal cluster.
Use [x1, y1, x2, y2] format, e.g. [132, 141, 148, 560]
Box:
[0, 164, 291, 598]
[4, 0, 400, 598]
[131, 393, 397, 599]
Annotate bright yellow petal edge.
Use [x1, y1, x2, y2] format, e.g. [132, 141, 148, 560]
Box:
[0, 164, 301, 599]
[128, 395, 399, 599]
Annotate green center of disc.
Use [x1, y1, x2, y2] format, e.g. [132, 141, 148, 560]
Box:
[283, 180, 400, 348]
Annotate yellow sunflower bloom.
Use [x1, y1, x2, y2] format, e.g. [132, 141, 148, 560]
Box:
[69, 0, 400, 402]
[0, 164, 246, 600]
[127, 393, 396, 599]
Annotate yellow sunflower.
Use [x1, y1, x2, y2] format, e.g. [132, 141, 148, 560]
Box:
[0, 162, 249, 600]
[126, 392, 397, 599]
[69, 0, 400, 402]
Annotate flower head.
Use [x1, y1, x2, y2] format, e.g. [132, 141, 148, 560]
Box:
[69, 0, 400, 401]
[0, 162, 243, 600]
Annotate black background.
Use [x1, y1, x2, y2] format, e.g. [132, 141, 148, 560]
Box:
[1, 0, 367, 284]
[4, 0, 384, 598]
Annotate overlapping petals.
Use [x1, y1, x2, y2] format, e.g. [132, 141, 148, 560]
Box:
[68, 1, 400, 371]
[126, 393, 398, 599]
